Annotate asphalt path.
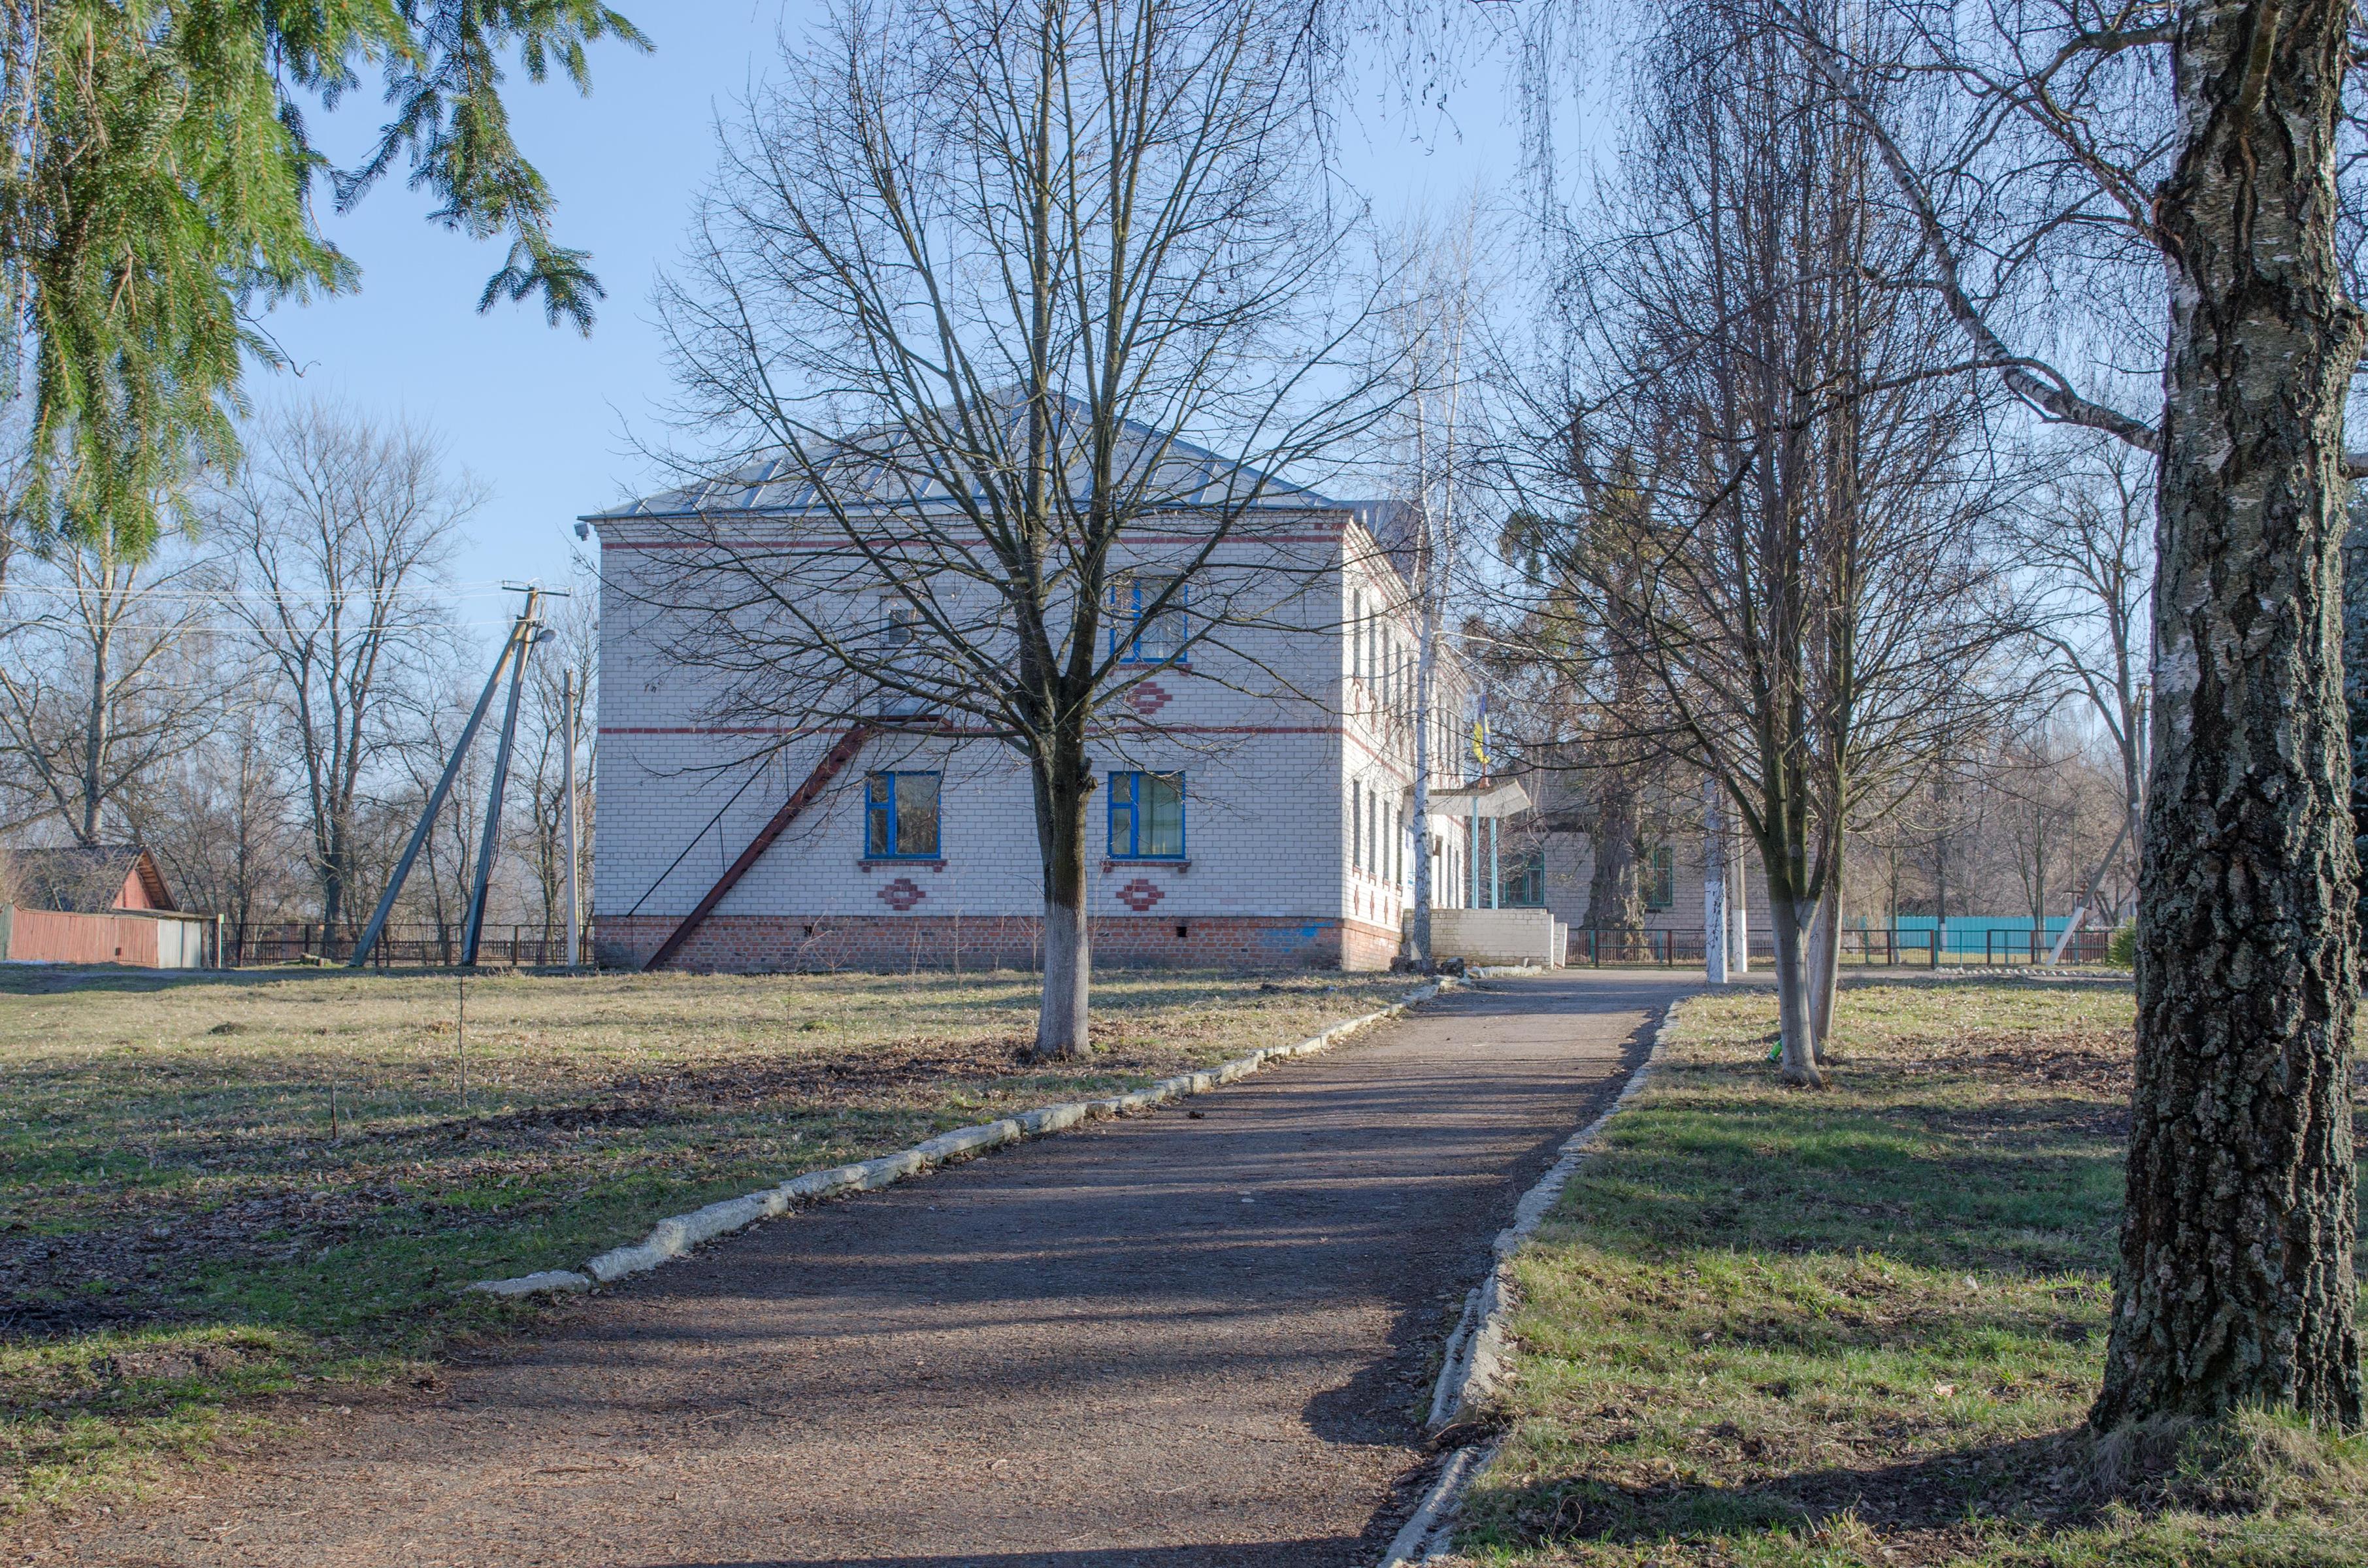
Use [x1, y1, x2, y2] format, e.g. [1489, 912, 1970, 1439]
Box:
[65, 970, 1691, 1568]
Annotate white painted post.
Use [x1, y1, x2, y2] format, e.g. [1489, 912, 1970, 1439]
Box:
[1489, 816, 1500, 909]
[1730, 838, 1750, 973]
[1468, 797, 1480, 910]
[1703, 777, 1728, 985]
[563, 667, 581, 970]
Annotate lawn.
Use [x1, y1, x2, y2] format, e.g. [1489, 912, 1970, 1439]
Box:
[1448, 977, 2368, 1567]
[0, 962, 1413, 1516]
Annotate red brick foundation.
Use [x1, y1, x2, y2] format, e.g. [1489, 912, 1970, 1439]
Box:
[594, 913, 1370, 973]
[1339, 916, 1403, 972]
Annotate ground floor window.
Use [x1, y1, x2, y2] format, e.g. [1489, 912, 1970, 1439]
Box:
[1505, 847, 1546, 907]
[864, 771, 941, 858]
[1645, 844, 1676, 910]
[1108, 770, 1185, 858]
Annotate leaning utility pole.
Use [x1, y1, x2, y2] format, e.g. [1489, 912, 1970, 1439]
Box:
[349, 586, 548, 968]
[460, 592, 542, 966]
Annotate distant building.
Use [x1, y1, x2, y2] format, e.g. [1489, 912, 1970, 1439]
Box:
[10, 845, 178, 914]
[584, 427, 1525, 973]
[1519, 773, 1774, 961]
[1, 845, 212, 967]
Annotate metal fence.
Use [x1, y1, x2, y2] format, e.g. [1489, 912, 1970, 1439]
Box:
[1562, 926, 2121, 968]
[223, 923, 572, 968]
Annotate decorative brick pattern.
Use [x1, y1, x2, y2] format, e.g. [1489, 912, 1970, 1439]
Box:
[1125, 680, 1172, 717]
[1114, 878, 1165, 912]
[877, 877, 927, 911]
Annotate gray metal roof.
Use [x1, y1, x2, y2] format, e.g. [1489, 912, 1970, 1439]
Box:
[583, 406, 1345, 525]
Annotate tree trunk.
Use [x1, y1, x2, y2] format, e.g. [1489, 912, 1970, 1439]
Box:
[1406, 584, 1439, 966]
[322, 835, 347, 936]
[1768, 890, 1822, 1088]
[1032, 742, 1093, 1061]
[1585, 777, 1646, 954]
[2096, 0, 2362, 1430]
[79, 580, 111, 847]
[1807, 872, 1842, 1063]
[2344, 493, 2368, 948]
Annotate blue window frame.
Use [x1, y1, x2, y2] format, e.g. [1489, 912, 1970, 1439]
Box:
[1646, 845, 1676, 910]
[864, 771, 941, 858]
[1110, 575, 1187, 664]
[878, 603, 933, 717]
[1506, 848, 1547, 907]
[1108, 770, 1185, 859]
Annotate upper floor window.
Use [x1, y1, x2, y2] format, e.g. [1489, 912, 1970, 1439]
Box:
[1645, 845, 1676, 911]
[864, 771, 941, 859]
[878, 602, 933, 716]
[1111, 574, 1187, 665]
[1108, 770, 1185, 859]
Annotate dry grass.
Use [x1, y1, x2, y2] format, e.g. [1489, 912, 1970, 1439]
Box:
[1446, 978, 2368, 1568]
[0, 962, 1411, 1514]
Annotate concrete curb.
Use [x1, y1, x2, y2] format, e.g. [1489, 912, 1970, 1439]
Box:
[1426, 1004, 1675, 1428]
[469, 978, 1457, 1298]
[1378, 1439, 1501, 1568]
[1379, 1000, 1679, 1567]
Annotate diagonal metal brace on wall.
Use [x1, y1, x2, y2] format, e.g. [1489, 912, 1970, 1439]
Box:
[643, 725, 876, 972]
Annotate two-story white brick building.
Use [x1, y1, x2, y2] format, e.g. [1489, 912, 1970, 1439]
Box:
[584, 445, 1511, 973]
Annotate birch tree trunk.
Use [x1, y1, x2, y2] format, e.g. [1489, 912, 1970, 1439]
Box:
[1769, 891, 1820, 1086]
[1806, 871, 1841, 1062]
[2344, 494, 2368, 945]
[1032, 737, 1093, 1060]
[2096, 0, 2363, 1429]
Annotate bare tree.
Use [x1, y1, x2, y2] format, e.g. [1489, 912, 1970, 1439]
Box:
[1497, 461, 1672, 955]
[127, 676, 299, 928]
[0, 523, 218, 844]
[2010, 438, 2152, 926]
[641, 0, 1390, 1056]
[1381, 203, 1489, 966]
[514, 587, 596, 943]
[1759, 0, 2365, 1426]
[1504, 0, 2016, 1083]
[386, 670, 495, 958]
[205, 401, 476, 934]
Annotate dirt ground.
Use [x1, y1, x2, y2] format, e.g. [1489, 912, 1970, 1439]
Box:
[33, 972, 1688, 1568]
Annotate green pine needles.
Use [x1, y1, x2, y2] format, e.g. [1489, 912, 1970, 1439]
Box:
[0, 1, 649, 559]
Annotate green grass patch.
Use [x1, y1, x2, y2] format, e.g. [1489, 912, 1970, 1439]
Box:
[0, 963, 1409, 1515]
[1449, 979, 2368, 1567]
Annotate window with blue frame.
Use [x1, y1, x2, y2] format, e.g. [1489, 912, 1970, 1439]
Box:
[878, 602, 934, 716]
[1505, 848, 1547, 907]
[1110, 575, 1187, 664]
[864, 771, 941, 858]
[1108, 770, 1185, 858]
[1646, 845, 1676, 910]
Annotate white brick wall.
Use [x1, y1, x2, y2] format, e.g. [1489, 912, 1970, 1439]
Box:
[591, 506, 1488, 937]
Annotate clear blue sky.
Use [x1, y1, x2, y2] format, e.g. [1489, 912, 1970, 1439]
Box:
[256, 3, 1527, 633]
